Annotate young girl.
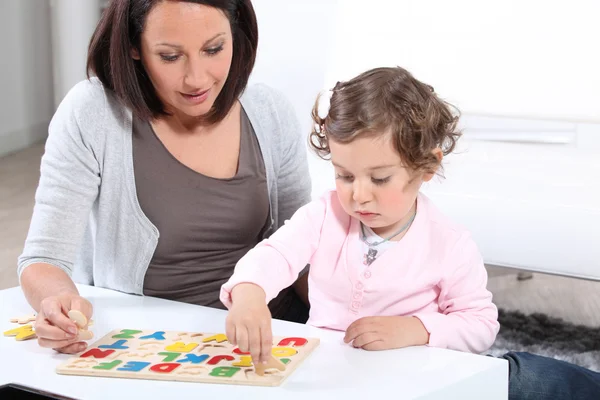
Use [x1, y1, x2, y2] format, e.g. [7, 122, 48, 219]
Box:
[220, 66, 499, 364]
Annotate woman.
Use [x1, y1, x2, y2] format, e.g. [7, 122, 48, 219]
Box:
[18, 0, 310, 354]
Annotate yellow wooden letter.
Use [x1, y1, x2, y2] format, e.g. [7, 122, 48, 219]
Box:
[3, 324, 36, 341]
[232, 355, 253, 367]
[164, 342, 199, 353]
[272, 347, 298, 357]
[202, 334, 228, 343]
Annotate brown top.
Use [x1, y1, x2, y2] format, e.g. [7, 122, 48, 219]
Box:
[133, 108, 270, 309]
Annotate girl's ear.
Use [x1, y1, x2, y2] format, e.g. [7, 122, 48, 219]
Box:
[131, 47, 141, 60]
[422, 148, 443, 182]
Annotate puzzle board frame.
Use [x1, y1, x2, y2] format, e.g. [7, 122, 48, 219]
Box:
[56, 329, 319, 387]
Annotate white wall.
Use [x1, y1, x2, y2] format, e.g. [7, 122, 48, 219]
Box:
[250, 0, 340, 199]
[329, 0, 600, 123]
[50, 0, 101, 108]
[250, 0, 600, 199]
[252, 0, 600, 124]
[250, 0, 339, 133]
[0, 1, 54, 158]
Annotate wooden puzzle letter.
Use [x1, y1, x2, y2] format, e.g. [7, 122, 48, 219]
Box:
[123, 352, 153, 359]
[232, 356, 253, 367]
[112, 329, 143, 339]
[137, 341, 163, 350]
[150, 363, 181, 373]
[99, 340, 130, 350]
[117, 361, 151, 372]
[272, 347, 297, 357]
[3, 325, 36, 341]
[9, 314, 36, 324]
[233, 348, 250, 355]
[278, 337, 308, 347]
[176, 366, 207, 375]
[176, 354, 209, 364]
[164, 342, 199, 353]
[158, 352, 181, 362]
[202, 334, 228, 343]
[66, 360, 97, 369]
[207, 355, 235, 365]
[81, 349, 115, 359]
[209, 367, 240, 378]
[93, 360, 123, 370]
[139, 331, 167, 340]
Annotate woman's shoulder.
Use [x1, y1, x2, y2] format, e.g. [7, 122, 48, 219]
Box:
[54, 77, 125, 127]
[59, 77, 109, 112]
[241, 83, 289, 106]
[240, 83, 298, 127]
[50, 77, 129, 144]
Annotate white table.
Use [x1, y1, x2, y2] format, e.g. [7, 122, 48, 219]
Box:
[0, 285, 507, 399]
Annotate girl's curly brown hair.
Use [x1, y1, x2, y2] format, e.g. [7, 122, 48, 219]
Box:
[310, 66, 461, 174]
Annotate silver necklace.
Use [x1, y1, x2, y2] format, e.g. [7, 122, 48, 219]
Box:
[360, 211, 416, 266]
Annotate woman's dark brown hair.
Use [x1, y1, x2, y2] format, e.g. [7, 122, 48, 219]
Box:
[87, 0, 258, 124]
[310, 67, 461, 174]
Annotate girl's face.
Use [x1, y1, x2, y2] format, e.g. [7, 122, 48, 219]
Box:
[134, 1, 234, 122]
[330, 133, 440, 238]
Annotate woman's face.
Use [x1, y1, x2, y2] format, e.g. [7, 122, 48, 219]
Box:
[135, 1, 234, 120]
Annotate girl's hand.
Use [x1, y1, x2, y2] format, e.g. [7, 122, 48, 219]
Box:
[225, 283, 273, 364]
[344, 316, 430, 350]
[34, 294, 93, 354]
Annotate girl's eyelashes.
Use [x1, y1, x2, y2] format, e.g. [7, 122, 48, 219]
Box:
[371, 176, 391, 185]
[335, 174, 391, 185]
[335, 173, 354, 182]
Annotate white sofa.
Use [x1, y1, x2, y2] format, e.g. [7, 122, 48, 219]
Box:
[308, 115, 600, 281]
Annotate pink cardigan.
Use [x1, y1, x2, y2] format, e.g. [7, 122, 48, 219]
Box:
[221, 191, 499, 353]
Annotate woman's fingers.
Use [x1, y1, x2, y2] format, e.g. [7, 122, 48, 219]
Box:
[39, 298, 78, 335]
[54, 342, 88, 354]
[34, 320, 76, 341]
[37, 336, 81, 350]
[69, 297, 93, 327]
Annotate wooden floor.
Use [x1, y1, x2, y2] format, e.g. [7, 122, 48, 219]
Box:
[1, 143, 599, 327]
[0, 143, 44, 290]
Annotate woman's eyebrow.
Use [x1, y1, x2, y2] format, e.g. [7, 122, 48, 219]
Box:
[155, 32, 227, 49]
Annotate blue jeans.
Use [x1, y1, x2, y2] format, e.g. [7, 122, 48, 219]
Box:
[503, 352, 600, 399]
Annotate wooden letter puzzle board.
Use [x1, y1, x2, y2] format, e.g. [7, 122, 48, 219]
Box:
[56, 329, 319, 386]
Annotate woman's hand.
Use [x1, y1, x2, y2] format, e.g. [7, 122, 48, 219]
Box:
[225, 283, 273, 365]
[34, 293, 93, 354]
[344, 316, 430, 351]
